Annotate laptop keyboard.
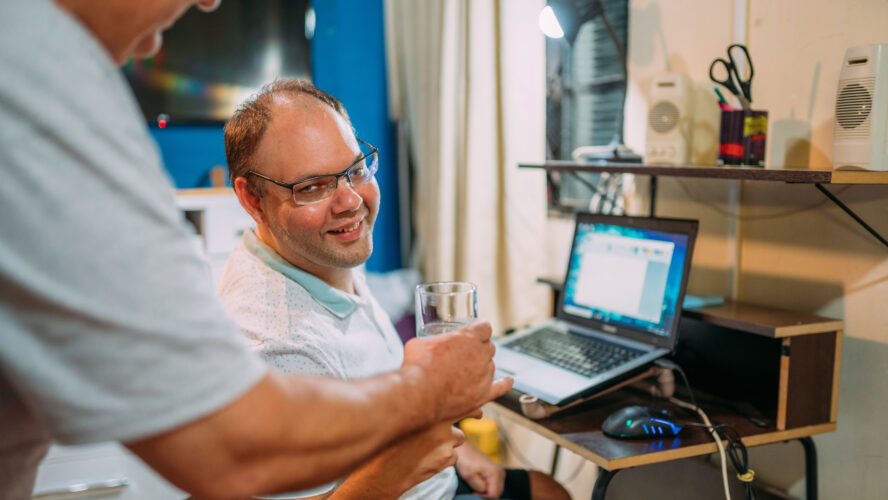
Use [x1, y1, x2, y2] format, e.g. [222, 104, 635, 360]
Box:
[506, 327, 645, 378]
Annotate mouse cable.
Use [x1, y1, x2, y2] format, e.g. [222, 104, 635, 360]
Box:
[711, 424, 756, 500]
[656, 360, 730, 500]
[654, 358, 699, 410]
[656, 359, 757, 500]
[682, 423, 757, 500]
[669, 396, 732, 500]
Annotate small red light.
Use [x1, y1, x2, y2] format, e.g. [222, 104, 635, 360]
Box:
[158, 120, 167, 129]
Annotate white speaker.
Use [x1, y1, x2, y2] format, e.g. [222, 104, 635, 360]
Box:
[645, 74, 693, 165]
[833, 43, 888, 171]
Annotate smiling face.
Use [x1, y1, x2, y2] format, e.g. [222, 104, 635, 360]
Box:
[248, 95, 380, 289]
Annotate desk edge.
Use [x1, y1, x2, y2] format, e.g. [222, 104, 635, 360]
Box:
[488, 402, 836, 471]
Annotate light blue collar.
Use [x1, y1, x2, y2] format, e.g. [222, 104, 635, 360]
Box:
[243, 230, 356, 319]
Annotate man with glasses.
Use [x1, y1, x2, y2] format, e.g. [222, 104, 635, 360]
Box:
[0, 2, 510, 499]
[218, 79, 570, 500]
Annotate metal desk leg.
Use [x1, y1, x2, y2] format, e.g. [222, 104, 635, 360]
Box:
[550, 444, 561, 476]
[799, 437, 818, 500]
[591, 468, 619, 500]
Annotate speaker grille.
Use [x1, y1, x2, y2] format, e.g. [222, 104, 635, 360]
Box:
[649, 101, 680, 134]
[835, 77, 874, 138]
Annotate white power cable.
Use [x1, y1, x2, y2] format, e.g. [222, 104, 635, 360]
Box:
[670, 397, 732, 500]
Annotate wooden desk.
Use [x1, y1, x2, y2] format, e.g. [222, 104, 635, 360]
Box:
[493, 388, 831, 499]
[495, 294, 842, 499]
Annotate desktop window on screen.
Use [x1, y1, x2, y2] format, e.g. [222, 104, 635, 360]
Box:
[562, 223, 690, 337]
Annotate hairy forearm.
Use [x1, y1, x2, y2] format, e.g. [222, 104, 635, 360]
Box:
[127, 370, 437, 499]
[253, 369, 438, 485]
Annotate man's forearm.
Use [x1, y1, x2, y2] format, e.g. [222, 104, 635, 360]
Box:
[127, 323, 510, 500]
[323, 420, 463, 500]
[269, 366, 439, 477]
[127, 370, 437, 499]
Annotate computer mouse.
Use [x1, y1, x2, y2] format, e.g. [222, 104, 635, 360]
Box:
[601, 405, 683, 439]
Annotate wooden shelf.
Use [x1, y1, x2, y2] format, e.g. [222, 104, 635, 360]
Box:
[535, 277, 843, 338]
[681, 300, 843, 338]
[521, 161, 888, 185]
[530, 160, 888, 250]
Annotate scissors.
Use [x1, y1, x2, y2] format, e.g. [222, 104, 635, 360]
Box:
[709, 43, 754, 110]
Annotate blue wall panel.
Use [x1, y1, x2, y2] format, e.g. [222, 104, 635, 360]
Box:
[150, 125, 228, 188]
[311, 0, 401, 272]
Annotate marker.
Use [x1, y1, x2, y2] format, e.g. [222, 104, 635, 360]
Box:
[714, 87, 729, 105]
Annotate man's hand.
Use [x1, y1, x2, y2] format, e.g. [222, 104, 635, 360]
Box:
[127, 321, 511, 498]
[402, 320, 513, 422]
[330, 423, 466, 499]
[453, 441, 506, 498]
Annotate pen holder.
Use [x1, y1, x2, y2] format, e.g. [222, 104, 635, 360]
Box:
[719, 108, 768, 166]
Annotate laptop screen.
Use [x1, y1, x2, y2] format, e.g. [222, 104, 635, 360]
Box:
[561, 217, 692, 339]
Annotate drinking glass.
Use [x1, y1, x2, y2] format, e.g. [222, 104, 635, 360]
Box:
[415, 281, 478, 337]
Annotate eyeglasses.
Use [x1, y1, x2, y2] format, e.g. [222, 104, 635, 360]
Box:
[247, 138, 379, 206]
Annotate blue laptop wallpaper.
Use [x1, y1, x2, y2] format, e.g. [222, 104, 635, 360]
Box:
[562, 222, 691, 338]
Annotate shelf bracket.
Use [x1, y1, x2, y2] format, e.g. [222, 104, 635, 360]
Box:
[649, 175, 658, 217]
[814, 183, 888, 250]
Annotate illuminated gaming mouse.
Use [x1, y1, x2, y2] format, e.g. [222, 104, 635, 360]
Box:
[601, 405, 683, 439]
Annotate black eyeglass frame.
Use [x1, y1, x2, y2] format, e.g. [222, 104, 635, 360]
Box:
[245, 138, 379, 206]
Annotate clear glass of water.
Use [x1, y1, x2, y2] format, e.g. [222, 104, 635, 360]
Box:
[415, 281, 478, 337]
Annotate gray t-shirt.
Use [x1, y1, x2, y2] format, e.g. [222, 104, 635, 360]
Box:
[0, 1, 267, 497]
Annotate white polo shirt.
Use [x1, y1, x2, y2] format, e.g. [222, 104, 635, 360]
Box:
[217, 230, 458, 500]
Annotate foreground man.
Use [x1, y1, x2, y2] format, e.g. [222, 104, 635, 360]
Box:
[0, 1, 511, 499]
[217, 79, 571, 500]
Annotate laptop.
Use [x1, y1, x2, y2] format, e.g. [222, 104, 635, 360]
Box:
[494, 213, 698, 406]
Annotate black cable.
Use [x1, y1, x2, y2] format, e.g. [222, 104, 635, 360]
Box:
[711, 424, 757, 500]
[657, 358, 757, 500]
[682, 423, 757, 500]
[654, 358, 698, 411]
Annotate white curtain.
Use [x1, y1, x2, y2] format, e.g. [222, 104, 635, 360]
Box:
[385, 0, 549, 334]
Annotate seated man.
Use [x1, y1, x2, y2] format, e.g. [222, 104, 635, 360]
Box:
[217, 79, 571, 500]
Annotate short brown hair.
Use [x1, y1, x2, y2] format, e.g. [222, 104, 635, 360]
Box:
[224, 79, 351, 195]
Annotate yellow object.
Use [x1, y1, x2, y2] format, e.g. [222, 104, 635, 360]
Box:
[737, 469, 755, 482]
[743, 115, 767, 136]
[459, 418, 501, 463]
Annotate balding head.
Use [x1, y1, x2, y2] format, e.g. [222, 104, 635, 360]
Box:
[224, 79, 352, 196]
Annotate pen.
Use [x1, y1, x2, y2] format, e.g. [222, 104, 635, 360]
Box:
[714, 87, 729, 105]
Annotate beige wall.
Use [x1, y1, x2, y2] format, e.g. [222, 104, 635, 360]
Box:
[540, 0, 888, 498]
